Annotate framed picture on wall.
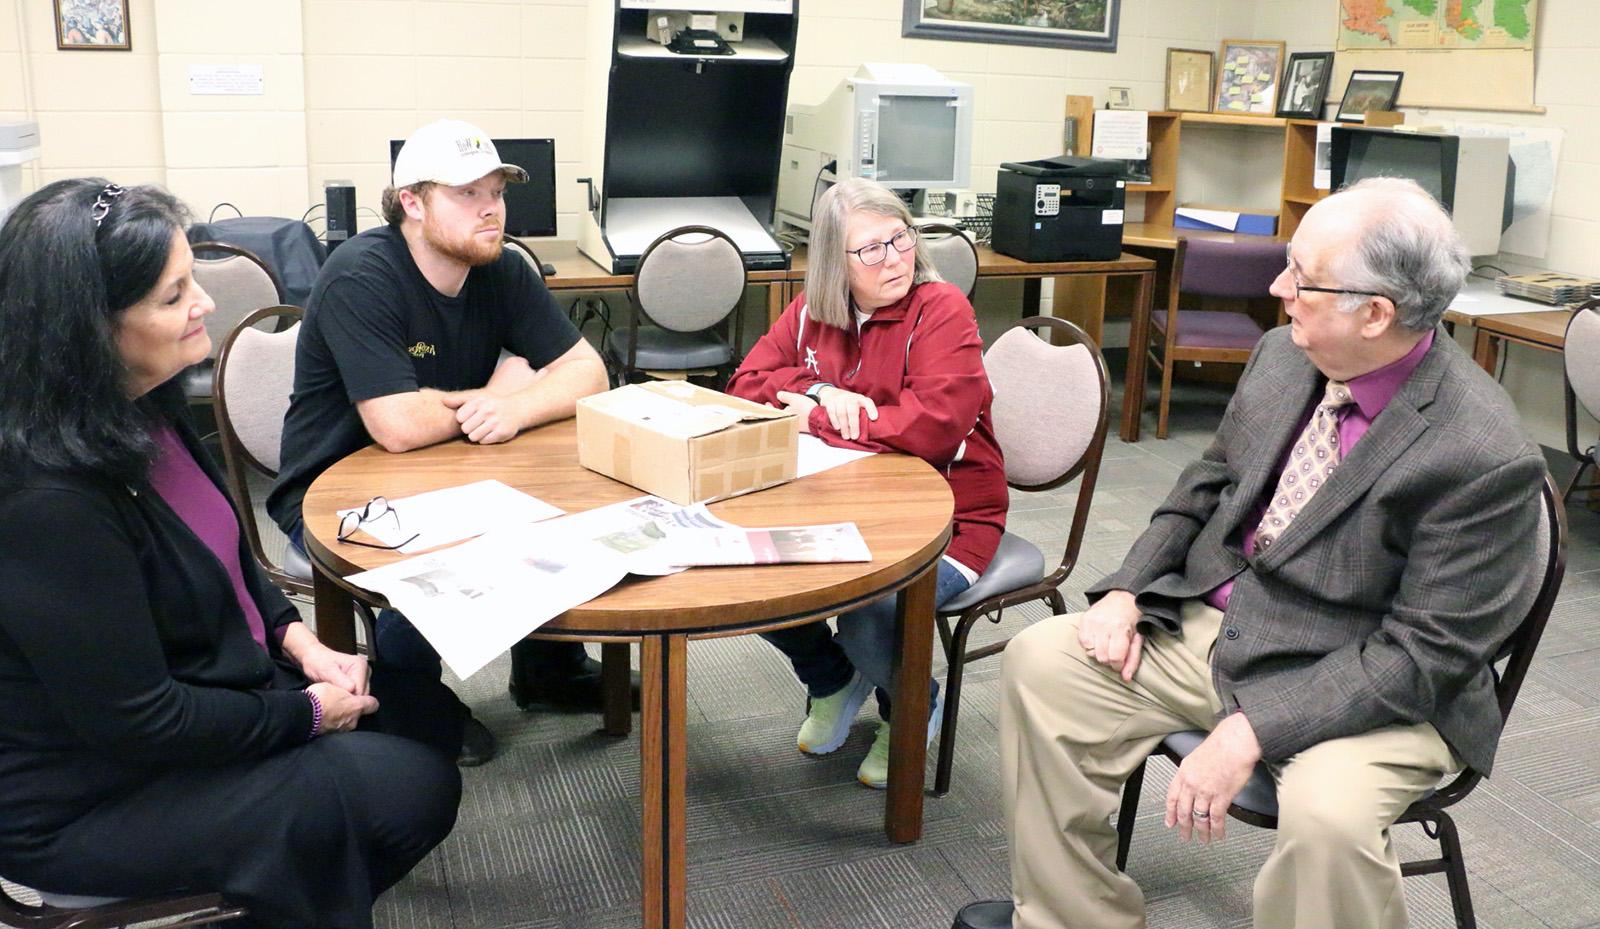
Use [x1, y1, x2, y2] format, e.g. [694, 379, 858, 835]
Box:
[1276, 52, 1335, 120]
[902, 0, 1121, 53]
[1165, 48, 1214, 113]
[54, 0, 130, 50]
[1212, 39, 1285, 117]
[1336, 70, 1404, 123]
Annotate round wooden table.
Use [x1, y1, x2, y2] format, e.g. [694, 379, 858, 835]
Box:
[303, 419, 954, 929]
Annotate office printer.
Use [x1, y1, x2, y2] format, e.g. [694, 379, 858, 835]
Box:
[991, 156, 1125, 262]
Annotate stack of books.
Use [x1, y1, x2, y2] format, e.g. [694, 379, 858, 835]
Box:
[1496, 272, 1600, 306]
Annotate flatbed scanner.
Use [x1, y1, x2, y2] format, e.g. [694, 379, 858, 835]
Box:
[991, 156, 1125, 262]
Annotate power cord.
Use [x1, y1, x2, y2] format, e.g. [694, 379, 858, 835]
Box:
[208, 202, 245, 222]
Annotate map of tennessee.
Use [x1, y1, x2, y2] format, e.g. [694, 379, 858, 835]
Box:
[1338, 0, 1535, 47]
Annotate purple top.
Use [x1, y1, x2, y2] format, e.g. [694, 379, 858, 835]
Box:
[148, 423, 271, 652]
[1206, 331, 1434, 611]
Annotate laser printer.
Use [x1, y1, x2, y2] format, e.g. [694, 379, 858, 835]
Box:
[991, 156, 1125, 262]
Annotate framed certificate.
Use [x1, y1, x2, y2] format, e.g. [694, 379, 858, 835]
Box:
[1165, 48, 1214, 113]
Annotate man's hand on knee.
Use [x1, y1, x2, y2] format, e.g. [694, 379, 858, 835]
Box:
[1076, 590, 1145, 682]
[1164, 712, 1261, 844]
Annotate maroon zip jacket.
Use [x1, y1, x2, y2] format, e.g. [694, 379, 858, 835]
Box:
[728, 281, 1007, 574]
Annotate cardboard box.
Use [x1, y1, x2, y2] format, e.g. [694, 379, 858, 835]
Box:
[576, 381, 798, 505]
[1173, 204, 1278, 236]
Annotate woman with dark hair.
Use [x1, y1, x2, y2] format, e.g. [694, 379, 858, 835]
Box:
[727, 178, 1008, 788]
[0, 179, 460, 929]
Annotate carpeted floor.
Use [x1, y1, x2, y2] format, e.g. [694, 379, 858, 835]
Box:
[344, 372, 1600, 929]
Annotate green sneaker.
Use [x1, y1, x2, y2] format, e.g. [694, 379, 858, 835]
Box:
[857, 690, 944, 789]
[796, 672, 872, 755]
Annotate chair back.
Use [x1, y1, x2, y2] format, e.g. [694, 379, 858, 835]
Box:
[1565, 301, 1600, 424]
[1175, 236, 1285, 300]
[1430, 473, 1566, 807]
[191, 243, 285, 359]
[983, 316, 1110, 490]
[632, 225, 746, 334]
[502, 236, 546, 282]
[916, 223, 979, 300]
[215, 306, 301, 476]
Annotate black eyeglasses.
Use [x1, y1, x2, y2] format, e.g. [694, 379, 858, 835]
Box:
[337, 496, 419, 550]
[846, 227, 918, 267]
[1284, 243, 1386, 302]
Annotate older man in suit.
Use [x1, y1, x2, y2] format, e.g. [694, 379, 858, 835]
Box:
[953, 177, 1546, 929]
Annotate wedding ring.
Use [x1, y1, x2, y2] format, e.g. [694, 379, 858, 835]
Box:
[1191, 809, 1210, 821]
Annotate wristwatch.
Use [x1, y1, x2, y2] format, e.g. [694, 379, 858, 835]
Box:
[805, 382, 832, 400]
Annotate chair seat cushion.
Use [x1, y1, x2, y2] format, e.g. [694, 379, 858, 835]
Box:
[37, 891, 123, 909]
[282, 541, 313, 584]
[940, 532, 1046, 613]
[1152, 310, 1264, 351]
[606, 326, 731, 371]
[1163, 730, 1280, 815]
[1160, 729, 1436, 819]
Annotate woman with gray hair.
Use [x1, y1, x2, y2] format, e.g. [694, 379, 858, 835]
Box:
[727, 178, 1007, 788]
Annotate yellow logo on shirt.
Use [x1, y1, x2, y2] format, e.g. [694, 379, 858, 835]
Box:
[407, 341, 436, 358]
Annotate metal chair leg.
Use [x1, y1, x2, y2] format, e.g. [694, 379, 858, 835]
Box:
[1432, 811, 1476, 929]
[933, 610, 980, 797]
[936, 614, 955, 661]
[1115, 758, 1148, 872]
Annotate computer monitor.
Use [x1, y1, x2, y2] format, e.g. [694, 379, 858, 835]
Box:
[387, 137, 557, 237]
[1329, 126, 1514, 256]
[776, 63, 974, 232]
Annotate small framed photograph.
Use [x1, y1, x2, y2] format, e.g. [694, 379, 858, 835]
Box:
[1336, 70, 1404, 123]
[1213, 39, 1285, 117]
[1165, 48, 1214, 113]
[1107, 86, 1133, 110]
[54, 0, 130, 50]
[1276, 52, 1335, 120]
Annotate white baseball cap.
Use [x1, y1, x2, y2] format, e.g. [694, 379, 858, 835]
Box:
[392, 119, 528, 188]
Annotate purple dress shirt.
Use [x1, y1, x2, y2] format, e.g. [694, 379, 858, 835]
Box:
[1205, 330, 1435, 611]
[148, 423, 271, 651]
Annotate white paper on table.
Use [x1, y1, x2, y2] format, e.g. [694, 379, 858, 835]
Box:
[796, 434, 874, 477]
[664, 522, 871, 566]
[1090, 110, 1149, 160]
[346, 522, 630, 679]
[336, 479, 563, 554]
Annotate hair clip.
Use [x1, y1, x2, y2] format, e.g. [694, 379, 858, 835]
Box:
[91, 184, 126, 229]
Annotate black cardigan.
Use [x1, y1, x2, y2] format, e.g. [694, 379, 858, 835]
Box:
[0, 384, 314, 851]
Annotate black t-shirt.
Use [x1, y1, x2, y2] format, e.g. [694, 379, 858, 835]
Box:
[267, 225, 580, 535]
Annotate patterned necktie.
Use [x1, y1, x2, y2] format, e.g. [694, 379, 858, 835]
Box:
[1254, 379, 1355, 551]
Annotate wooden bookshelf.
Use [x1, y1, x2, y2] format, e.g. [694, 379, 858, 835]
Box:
[1123, 112, 1329, 237]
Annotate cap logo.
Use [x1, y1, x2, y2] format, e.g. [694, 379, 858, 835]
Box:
[455, 136, 487, 156]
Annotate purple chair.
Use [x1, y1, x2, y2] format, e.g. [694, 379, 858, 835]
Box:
[1147, 236, 1285, 438]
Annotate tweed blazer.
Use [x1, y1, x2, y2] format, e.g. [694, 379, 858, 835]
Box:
[1088, 327, 1546, 773]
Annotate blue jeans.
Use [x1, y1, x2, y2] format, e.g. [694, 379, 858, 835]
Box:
[761, 559, 970, 719]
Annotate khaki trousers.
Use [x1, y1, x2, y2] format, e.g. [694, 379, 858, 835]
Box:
[1002, 602, 1460, 929]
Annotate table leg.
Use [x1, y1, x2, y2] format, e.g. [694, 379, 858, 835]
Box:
[1022, 278, 1042, 317]
[313, 563, 358, 654]
[1119, 269, 1155, 443]
[640, 634, 688, 929]
[602, 641, 633, 737]
[886, 564, 937, 844]
[1473, 329, 1500, 374]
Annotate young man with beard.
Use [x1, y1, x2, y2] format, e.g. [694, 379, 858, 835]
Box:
[269, 120, 620, 767]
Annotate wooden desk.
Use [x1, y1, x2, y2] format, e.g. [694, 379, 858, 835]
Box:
[779, 246, 1157, 442]
[302, 423, 954, 929]
[1467, 308, 1572, 374]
